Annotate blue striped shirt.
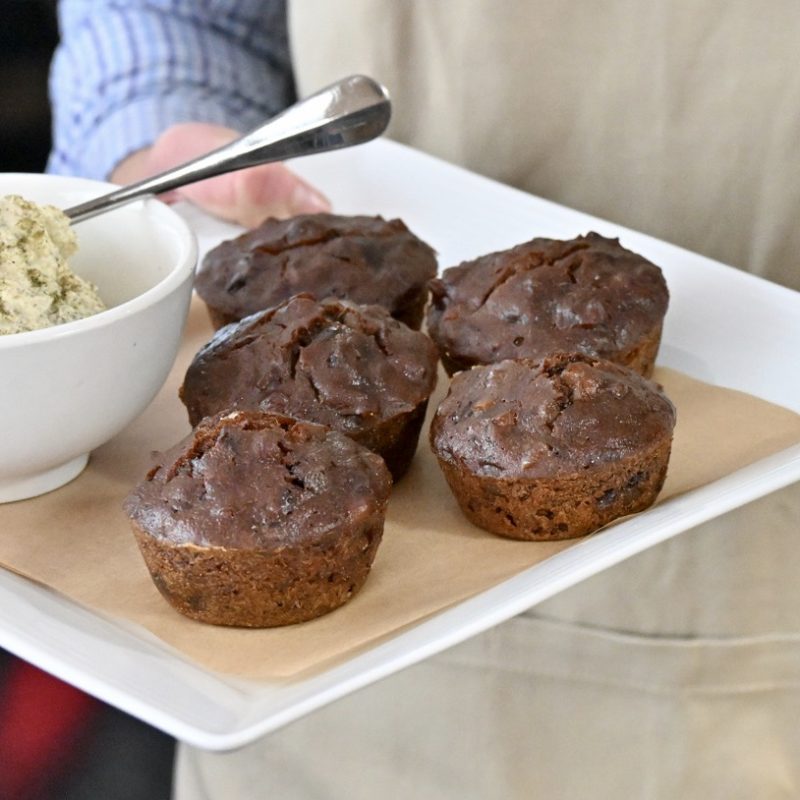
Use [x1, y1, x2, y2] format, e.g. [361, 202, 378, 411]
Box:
[48, 0, 294, 180]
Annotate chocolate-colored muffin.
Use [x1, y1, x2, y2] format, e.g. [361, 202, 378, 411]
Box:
[427, 232, 668, 377]
[180, 295, 439, 480]
[123, 410, 392, 627]
[429, 354, 676, 541]
[196, 213, 438, 330]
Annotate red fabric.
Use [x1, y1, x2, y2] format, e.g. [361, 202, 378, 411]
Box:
[0, 658, 99, 800]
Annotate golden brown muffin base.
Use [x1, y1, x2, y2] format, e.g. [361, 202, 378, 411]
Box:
[434, 434, 672, 541]
[617, 322, 663, 379]
[389, 285, 428, 331]
[131, 517, 384, 627]
[439, 322, 664, 379]
[205, 305, 238, 331]
[351, 400, 429, 481]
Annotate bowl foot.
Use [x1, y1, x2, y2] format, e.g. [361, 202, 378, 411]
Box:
[0, 454, 89, 503]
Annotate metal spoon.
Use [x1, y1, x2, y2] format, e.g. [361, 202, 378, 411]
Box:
[65, 75, 391, 224]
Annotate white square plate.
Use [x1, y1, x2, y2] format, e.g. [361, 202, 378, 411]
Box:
[1, 140, 799, 750]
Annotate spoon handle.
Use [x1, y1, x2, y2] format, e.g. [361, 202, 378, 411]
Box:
[65, 75, 391, 224]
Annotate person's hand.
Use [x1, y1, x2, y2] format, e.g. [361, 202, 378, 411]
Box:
[111, 122, 330, 227]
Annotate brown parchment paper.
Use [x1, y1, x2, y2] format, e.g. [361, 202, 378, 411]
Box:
[2, 298, 800, 681]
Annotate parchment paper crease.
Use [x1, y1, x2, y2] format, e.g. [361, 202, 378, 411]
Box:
[2, 299, 800, 680]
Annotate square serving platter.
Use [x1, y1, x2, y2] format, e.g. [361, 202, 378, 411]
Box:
[1, 139, 799, 750]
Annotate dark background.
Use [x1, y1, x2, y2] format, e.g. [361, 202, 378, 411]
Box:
[1, 2, 175, 798]
[0, 1, 59, 172]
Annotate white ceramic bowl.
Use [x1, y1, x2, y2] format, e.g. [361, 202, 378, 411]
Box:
[0, 174, 197, 502]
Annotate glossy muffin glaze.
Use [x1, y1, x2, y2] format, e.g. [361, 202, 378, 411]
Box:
[427, 233, 668, 377]
[180, 295, 438, 479]
[196, 213, 437, 330]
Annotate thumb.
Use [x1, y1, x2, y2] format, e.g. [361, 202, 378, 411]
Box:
[144, 122, 330, 226]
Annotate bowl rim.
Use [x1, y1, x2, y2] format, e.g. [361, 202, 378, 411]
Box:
[0, 173, 198, 350]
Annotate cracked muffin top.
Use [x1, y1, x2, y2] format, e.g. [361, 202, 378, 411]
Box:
[123, 409, 392, 550]
[196, 213, 438, 329]
[426, 232, 668, 369]
[180, 294, 439, 433]
[430, 354, 676, 479]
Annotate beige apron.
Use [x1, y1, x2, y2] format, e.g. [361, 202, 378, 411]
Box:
[177, 3, 800, 797]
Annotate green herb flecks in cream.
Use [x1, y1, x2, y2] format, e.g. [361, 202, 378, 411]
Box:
[0, 195, 106, 335]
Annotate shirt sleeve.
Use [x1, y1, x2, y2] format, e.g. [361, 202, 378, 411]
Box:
[47, 0, 295, 180]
